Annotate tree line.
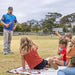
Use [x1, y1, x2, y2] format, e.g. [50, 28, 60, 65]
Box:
[0, 12, 75, 33]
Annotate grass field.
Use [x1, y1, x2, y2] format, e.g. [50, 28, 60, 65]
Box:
[0, 35, 59, 75]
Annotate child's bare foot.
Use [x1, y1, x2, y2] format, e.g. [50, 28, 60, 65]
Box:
[46, 64, 51, 68]
[49, 60, 58, 70]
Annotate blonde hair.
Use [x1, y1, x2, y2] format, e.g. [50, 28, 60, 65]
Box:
[20, 36, 34, 55]
[67, 36, 75, 53]
[64, 33, 72, 39]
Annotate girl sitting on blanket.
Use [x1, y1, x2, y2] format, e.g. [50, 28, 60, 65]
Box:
[55, 31, 72, 55]
[19, 36, 58, 72]
[49, 37, 69, 66]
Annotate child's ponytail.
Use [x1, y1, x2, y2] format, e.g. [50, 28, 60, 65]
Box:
[67, 36, 75, 53]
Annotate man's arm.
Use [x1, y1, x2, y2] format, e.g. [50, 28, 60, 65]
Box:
[13, 17, 18, 30]
[1, 21, 11, 28]
[1, 15, 11, 28]
[14, 22, 18, 28]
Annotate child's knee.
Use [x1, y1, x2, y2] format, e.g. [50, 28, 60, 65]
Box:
[49, 58, 52, 61]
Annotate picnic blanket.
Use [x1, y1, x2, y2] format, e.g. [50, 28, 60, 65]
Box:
[7, 58, 66, 75]
[8, 65, 66, 75]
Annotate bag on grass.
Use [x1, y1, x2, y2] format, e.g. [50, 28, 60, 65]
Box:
[70, 55, 75, 67]
[66, 47, 75, 66]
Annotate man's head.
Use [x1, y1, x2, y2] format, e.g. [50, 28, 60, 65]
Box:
[8, 7, 13, 15]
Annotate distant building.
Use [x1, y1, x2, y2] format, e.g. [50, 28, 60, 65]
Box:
[67, 27, 71, 31]
[52, 28, 63, 32]
[71, 21, 75, 28]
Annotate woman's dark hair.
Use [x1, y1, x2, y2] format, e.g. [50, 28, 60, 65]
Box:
[59, 37, 69, 46]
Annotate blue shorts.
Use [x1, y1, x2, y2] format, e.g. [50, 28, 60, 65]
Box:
[34, 59, 48, 69]
[64, 61, 66, 66]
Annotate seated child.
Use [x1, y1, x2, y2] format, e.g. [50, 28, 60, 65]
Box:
[57, 55, 75, 75]
[55, 31, 72, 55]
[49, 37, 69, 66]
[20, 36, 58, 72]
[66, 36, 75, 66]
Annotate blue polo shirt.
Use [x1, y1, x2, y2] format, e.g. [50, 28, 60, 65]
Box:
[1, 13, 17, 31]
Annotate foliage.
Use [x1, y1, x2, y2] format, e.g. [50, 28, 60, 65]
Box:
[0, 12, 75, 33]
[63, 26, 67, 32]
[20, 22, 31, 32]
[0, 22, 3, 32]
[73, 26, 75, 32]
[42, 19, 54, 33]
[60, 13, 75, 25]
[14, 24, 23, 32]
[42, 12, 62, 33]
[32, 25, 40, 32]
[46, 12, 62, 20]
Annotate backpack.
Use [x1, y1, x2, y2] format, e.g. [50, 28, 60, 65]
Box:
[66, 47, 75, 66]
[70, 55, 75, 67]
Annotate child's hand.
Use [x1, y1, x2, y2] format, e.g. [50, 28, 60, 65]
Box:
[53, 56, 58, 59]
[20, 69, 26, 72]
[55, 30, 58, 34]
[57, 50, 62, 55]
[53, 59, 58, 63]
[67, 62, 72, 68]
[22, 69, 26, 72]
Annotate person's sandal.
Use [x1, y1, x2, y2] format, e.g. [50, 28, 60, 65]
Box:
[49, 61, 58, 70]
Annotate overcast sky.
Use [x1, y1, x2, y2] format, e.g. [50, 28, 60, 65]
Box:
[0, 0, 75, 23]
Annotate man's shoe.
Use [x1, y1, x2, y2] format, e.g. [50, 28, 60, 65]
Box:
[8, 51, 14, 54]
[4, 52, 8, 55]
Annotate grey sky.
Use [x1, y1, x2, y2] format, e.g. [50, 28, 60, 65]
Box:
[0, 0, 75, 23]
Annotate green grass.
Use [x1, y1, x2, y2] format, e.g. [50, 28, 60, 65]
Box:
[0, 35, 59, 75]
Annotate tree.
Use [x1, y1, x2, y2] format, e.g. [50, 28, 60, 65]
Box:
[0, 22, 3, 32]
[73, 26, 75, 32]
[42, 19, 54, 33]
[63, 26, 67, 32]
[42, 12, 62, 33]
[46, 12, 62, 23]
[21, 22, 31, 32]
[32, 25, 40, 32]
[43, 28, 48, 33]
[60, 13, 75, 25]
[27, 20, 34, 28]
[14, 24, 23, 32]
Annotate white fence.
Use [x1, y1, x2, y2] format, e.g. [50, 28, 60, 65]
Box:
[0, 32, 74, 36]
[0, 32, 51, 36]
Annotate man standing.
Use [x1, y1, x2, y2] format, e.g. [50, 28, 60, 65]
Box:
[1, 7, 18, 55]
